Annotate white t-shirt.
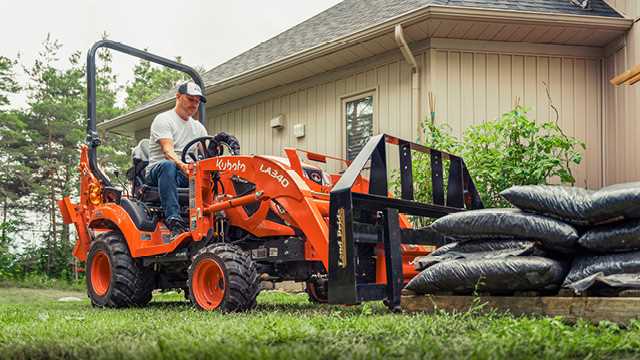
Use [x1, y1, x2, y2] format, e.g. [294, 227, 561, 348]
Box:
[147, 109, 208, 173]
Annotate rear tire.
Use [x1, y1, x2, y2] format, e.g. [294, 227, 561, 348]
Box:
[188, 243, 260, 311]
[86, 231, 155, 308]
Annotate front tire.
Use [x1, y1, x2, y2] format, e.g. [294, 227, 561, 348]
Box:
[188, 243, 260, 311]
[306, 278, 328, 303]
[86, 231, 155, 308]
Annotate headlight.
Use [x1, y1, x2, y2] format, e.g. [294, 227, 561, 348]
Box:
[88, 183, 102, 205]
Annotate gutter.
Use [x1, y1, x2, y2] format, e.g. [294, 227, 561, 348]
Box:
[394, 24, 421, 143]
[99, 4, 633, 132]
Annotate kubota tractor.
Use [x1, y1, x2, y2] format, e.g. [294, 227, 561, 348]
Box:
[59, 40, 483, 312]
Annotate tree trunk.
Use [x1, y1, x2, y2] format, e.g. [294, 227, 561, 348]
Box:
[61, 166, 70, 246]
[1, 196, 7, 241]
[46, 126, 55, 275]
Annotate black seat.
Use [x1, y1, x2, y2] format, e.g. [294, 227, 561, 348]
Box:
[120, 198, 158, 232]
[127, 139, 190, 206]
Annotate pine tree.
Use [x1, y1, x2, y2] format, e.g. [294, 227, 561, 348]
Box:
[124, 56, 188, 110]
[1, 34, 205, 280]
[22, 35, 85, 275]
[0, 54, 28, 252]
[0, 55, 19, 108]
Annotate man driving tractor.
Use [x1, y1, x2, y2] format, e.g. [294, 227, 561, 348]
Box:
[145, 82, 208, 237]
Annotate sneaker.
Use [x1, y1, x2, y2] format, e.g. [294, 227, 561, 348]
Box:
[166, 217, 189, 238]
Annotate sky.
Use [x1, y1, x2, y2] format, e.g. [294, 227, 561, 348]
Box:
[1, 0, 342, 248]
[1, 0, 343, 108]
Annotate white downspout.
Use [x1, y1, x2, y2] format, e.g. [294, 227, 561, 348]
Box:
[395, 24, 421, 143]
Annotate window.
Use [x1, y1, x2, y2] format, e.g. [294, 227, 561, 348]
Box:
[345, 94, 374, 161]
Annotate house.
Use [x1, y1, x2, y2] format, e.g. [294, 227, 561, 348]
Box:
[98, 0, 639, 188]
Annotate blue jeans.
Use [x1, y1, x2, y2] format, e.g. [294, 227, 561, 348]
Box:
[146, 160, 188, 221]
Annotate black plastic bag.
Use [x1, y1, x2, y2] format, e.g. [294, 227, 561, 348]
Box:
[578, 219, 640, 253]
[589, 182, 640, 224]
[563, 251, 640, 286]
[502, 182, 640, 225]
[430, 208, 578, 253]
[564, 272, 640, 294]
[405, 257, 567, 294]
[500, 185, 593, 225]
[413, 240, 543, 271]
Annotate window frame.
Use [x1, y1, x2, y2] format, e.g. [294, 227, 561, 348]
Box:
[340, 89, 378, 162]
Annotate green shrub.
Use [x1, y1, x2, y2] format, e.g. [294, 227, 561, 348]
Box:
[405, 105, 584, 209]
[0, 273, 84, 291]
[0, 220, 18, 279]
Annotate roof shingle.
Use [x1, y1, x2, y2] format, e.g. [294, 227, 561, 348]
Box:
[201, 0, 621, 85]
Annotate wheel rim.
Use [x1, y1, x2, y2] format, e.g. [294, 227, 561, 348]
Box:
[307, 281, 328, 303]
[193, 258, 225, 310]
[91, 250, 111, 296]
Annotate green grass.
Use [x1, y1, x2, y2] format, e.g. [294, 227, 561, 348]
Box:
[2, 288, 640, 360]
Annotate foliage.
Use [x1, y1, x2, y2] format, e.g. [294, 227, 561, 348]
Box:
[0, 221, 18, 278]
[0, 111, 34, 202]
[460, 106, 584, 207]
[0, 57, 33, 217]
[19, 35, 86, 277]
[411, 120, 460, 205]
[0, 34, 197, 282]
[2, 289, 640, 359]
[0, 55, 20, 108]
[92, 34, 130, 181]
[0, 274, 84, 291]
[405, 106, 585, 209]
[124, 56, 187, 110]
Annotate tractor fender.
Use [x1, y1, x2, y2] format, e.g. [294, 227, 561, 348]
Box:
[88, 204, 144, 257]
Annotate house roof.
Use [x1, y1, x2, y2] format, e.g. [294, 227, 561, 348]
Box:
[201, 0, 621, 86]
[102, 0, 625, 133]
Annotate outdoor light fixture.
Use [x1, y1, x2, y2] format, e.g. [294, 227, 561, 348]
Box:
[270, 114, 285, 129]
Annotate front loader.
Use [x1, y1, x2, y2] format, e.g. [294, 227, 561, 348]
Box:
[59, 40, 483, 311]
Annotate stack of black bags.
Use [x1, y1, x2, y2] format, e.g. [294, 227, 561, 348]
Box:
[406, 182, 640, 296]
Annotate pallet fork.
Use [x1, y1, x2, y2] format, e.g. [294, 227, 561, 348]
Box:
[328, 134, 483, 310]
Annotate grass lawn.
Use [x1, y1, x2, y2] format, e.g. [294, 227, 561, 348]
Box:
[2, 287, 640, 359]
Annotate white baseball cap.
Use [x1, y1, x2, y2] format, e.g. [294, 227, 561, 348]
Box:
[177, 82, 207, 103]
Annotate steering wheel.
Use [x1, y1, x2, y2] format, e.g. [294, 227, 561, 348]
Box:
[181, 136, 218, 164]
[181, 133, 241, 163]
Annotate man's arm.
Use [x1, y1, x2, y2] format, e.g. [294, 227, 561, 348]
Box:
[158, 138, 189, 175]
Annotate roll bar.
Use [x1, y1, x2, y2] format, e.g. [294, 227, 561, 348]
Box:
[86, 39, 206, 186]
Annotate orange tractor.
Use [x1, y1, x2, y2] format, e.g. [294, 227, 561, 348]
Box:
[59, 40, 483, 311]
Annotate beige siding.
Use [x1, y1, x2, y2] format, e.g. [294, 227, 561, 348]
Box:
[209, 57, 421, 173]
[603, 0, 640, 185]
[427, 50, 602, 188]
[205, 41, 603, 186]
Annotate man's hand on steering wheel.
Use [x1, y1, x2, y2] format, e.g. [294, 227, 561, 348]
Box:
[181, 133, 241, 164]
[178, 162, 190, 174]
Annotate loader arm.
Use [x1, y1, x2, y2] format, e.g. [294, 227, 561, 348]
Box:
[191, 155, 331, 270]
